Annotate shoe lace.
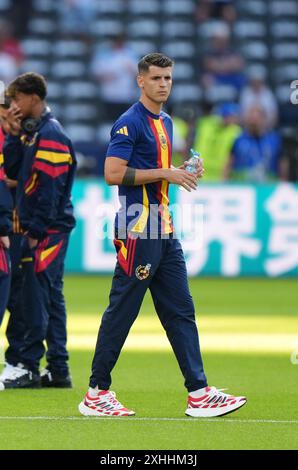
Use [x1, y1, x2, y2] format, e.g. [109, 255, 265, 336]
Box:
[209, 387, 235, 403]
[104, 391, 125, 410]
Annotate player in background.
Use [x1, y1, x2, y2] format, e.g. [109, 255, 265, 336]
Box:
[79, 53, 247, 418]
[0, 73, 76, 390]
[0, 98, 26, 383]
[0, 114, 12, 326]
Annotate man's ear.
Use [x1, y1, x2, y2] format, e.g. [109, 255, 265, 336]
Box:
[32, 94, 40, 106]
[137, 74, 144, 89]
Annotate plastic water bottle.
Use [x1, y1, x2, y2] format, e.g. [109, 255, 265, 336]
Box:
[185, 148, 201, 173]
[179, 148, 202, 191]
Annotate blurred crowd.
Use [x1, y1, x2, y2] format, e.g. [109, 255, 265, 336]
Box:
[0, 0, 297, 182]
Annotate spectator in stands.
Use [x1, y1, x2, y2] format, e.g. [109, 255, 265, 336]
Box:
[202, 22, 246, 93]
[240, 67, 278, 129]
[192, 101, 242, 181]
[0, 53, 18, 85]
[58, 0, 96, 38]
[225, 105, 285, 182]
[0, 20, 23, 85]
[196, 0, 237, 25]
[0, 20, 24, 64]
[91, 35, 138, 122]
[8, 0, 33, 39]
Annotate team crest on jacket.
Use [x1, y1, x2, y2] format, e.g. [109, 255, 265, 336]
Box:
[135, 263, 151, 280]
[158, 132, 167, 150]
[21, 133, 38, 147]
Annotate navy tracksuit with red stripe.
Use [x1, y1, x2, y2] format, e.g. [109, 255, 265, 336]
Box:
[1, 125, 24, 358]
[90, 102, 208, 393]
[5, 208, 25, 366]
[4, 109, 76, 374]
[0, 240, 10, 325]
[0, 132, 12, 325]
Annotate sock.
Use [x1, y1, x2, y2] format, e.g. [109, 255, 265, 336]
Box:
[88, 386, 109, 397]
[88, 386, 99, 397]
[189, 386, 210, 398]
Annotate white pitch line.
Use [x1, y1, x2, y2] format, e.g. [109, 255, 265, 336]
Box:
[0, 417, 298, 424]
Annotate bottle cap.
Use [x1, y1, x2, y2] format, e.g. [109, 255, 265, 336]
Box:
[190, 148, 201, 158]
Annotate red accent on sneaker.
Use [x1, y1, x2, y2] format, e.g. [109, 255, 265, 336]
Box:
[188, 394, 209, 403]
[86, 390, 110, 401]
[86, 393, 100, 401]
[81, 390, 135, 417]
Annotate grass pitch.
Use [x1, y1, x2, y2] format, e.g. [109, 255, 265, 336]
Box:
[0, 276, 297, 450]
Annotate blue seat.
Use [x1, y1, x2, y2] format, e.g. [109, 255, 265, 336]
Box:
[171, 83, 202, 103]
[128, 0, 160, 15]
[51, 61, 86, 80]
[162, 41, 196, 60]
[52, 40, 88, 59]
[128, 19, 160, 38]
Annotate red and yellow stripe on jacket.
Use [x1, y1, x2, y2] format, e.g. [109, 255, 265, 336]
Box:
[12, 209, 23, 234]
[24, 171, 38, 196]
[0, 152, 4, 181]
[33, 139, 73, 178]
[0, 244, 9, 273]
[148, 116, 173, 234]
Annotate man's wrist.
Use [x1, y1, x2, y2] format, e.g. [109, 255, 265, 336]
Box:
[158, 168, 168, 181]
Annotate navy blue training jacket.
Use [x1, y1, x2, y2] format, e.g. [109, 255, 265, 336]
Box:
[4, 109, 76, 240]
[0, 132, 12, 237]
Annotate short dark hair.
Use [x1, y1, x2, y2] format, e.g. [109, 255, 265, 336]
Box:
[7, 72, 47, 100]
[138, 53, 174, 74]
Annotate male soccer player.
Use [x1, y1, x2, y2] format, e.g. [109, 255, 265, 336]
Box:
[79, 53, 247, 418]
[0, 122, 12, 325]
[0, 99, 26, 382]
[0, 73, 76, 390]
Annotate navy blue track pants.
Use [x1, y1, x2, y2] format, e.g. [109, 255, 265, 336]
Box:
[20, 232, 70, 374]
[0, 243, 10, 326]
[5, 233, 25, 365]
[90, 234, 208, 393]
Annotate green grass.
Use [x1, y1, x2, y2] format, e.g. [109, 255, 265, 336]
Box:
[64, 276, 298, 317]
[0, 276, 297, 450]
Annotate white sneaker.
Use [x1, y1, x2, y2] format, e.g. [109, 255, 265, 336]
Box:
[78, 389, 135, 417]
[0, 364, 41, 390]
[0, 363, 18, 382]
[185, 386, 247, 418]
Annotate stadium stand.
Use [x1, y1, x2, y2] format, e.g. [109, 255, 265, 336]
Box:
[0, 0, 297, 177]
